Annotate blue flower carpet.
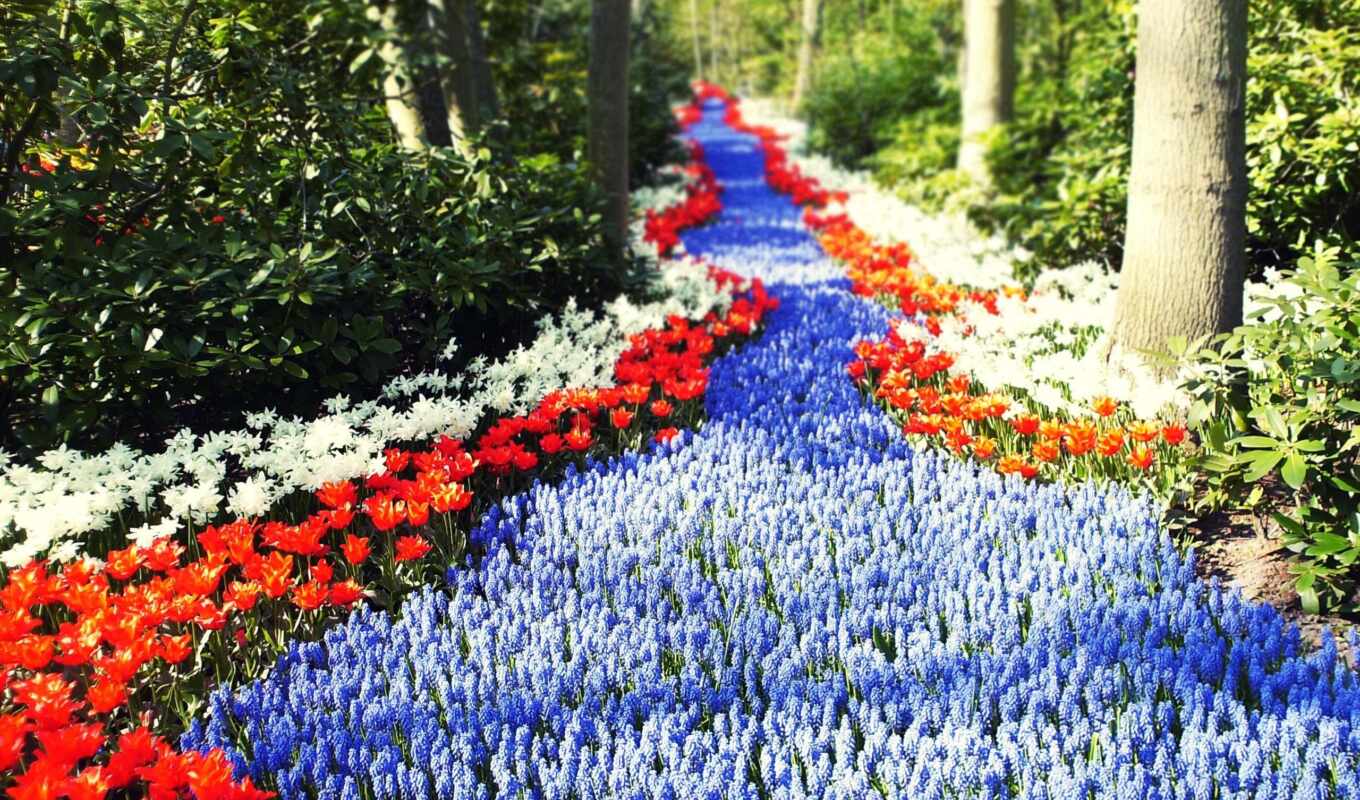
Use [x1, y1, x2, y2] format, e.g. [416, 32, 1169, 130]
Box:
[185, 101, 1360, 799]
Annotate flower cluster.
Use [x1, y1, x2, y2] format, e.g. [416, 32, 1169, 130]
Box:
[712, 93, 1192, 486]
[732, 99, 1200, 422]
[187, 254, 1360, 799]
[849, 330, 1189, 482]
[641, 142, 722, 257]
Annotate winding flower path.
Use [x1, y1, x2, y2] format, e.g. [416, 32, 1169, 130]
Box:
[189, 100, 1360, 799]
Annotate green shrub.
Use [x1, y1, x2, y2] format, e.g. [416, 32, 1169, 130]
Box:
[804, 26, 956, 169]
[1247, 0, 1360, 267]
[1184, 247, 1360, 612]
[0, 0, 625, 454]
[869, 104, 961, 207]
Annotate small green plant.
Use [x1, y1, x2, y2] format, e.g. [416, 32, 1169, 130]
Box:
[1183, 247, 1360, 613]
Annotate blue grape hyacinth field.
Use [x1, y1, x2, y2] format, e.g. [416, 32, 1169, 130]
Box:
[184, 101, 1360, 799]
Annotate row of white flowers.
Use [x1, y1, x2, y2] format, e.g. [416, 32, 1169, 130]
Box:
[0, 170, 731, 566]
[739, 99, 1280, 423]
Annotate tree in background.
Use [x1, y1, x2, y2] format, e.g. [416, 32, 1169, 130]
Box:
[957, 0, 1015, 185]
[689, 0, 704, 78]
[791, 0, 821, 109]
[588, 0, 632, 250]
[466, 0, 498, 119]
[1113, 0, 1248, 357]
[428, 0, 480, 149]
[372, 0, 433, 150]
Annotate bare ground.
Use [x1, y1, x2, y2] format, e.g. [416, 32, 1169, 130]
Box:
[1186, 508, 1356, 664]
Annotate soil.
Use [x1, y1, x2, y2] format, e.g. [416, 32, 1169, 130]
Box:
[1186, 507, 1357, 665]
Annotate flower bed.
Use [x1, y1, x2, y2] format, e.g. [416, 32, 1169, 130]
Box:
[705, 91, 1196, 490]
[0, 135, 775, 797]
[187, 118, 1360, 794]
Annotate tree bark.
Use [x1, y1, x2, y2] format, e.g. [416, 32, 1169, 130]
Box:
[957, 0, 1015, 185]
[427, 0, 478, 149]
[708, 0, 720, 80]
[791, 0, 820, 109]
[689, 0, 703, 79]
[1113, 0, 1247, 358]
[588, 0, 631, 252]
[465, 0, 499, 121]
[371, 1, 430, 151]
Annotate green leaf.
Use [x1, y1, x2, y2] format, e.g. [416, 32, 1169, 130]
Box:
[1242, 450, 1283, 482]
[1273, 512, 1307, 541]
[1257, 406, 1289, 439]
[1281, 453, 1308, 489]
[1305, 532, 1351, 556]
[348, 46, 377, 74]
[1298, 584, 1320, 615]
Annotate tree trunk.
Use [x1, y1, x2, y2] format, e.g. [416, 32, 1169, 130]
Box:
[371, 1, 430, 151]
[708, 0, 720, 80]
[465, 0, 499, 121]
[588, 0, 631, 252]
[1113, 0, 1247, 358]
[791, 0, 820, 109]
[427, 0, 477, 149]
[957, 0, 1015, 185]
[689, 0, 703, 79]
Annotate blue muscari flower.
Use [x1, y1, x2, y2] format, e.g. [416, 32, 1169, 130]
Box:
[178, 99, 1360, 800]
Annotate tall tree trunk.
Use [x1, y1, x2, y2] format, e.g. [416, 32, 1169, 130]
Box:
[427, 0, 477, 145]
[466, 0, 499, 121]
[1113, 0, 1247, 358]
[588, 0, 631, 252]
[791, 0, 820, 110]
[957, 0, 1015, 185]
[708, 0, 720, 80]
[689, 0, 704, 79]
[371, 1, 430, 150]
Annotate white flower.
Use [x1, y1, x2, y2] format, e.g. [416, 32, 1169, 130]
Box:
[227, 476, 277, 518]
[130, 518, 178, 548]
[49, 539, 82, 564]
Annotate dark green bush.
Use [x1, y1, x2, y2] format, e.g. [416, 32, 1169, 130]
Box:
[1184, 248, 1360, 612]
[0, 0, 624, 454]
